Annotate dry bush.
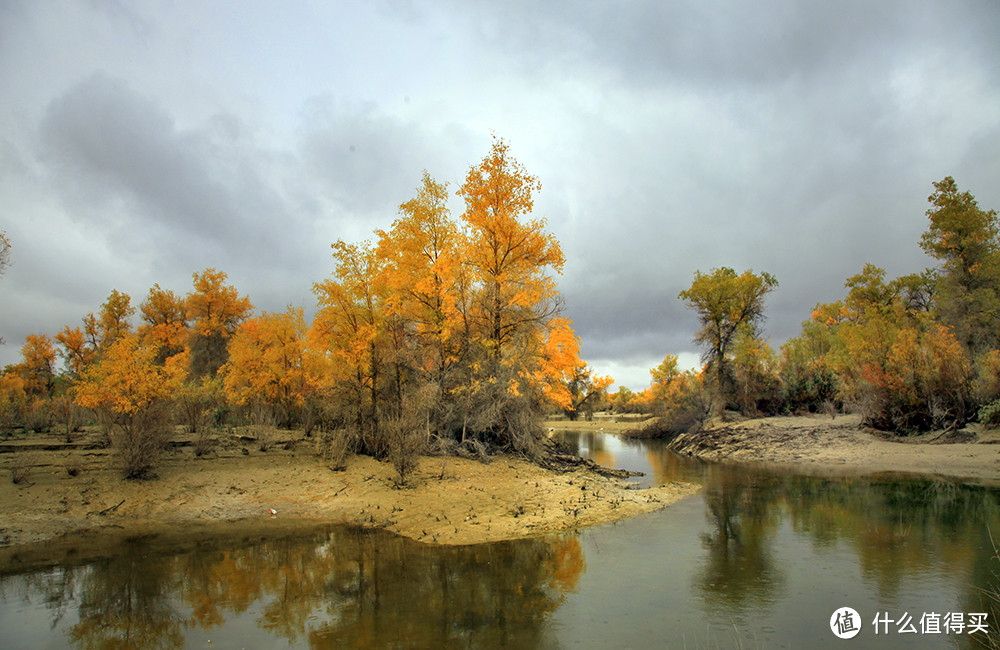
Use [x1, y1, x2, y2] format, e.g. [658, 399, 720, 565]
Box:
[254, 426, 275, 452]
[64, 457, 82, 477]
[316, 427, 356, 470]
[111, 401, 173, 479]
[9, 453, 33, 484]
[454, 374, 544, 458]
[193, 426, 214, 457]
[384, 413, 426, 487]
[176, 381, 218, 434]
[25, 399, 52, 433]
[51, 394, 84, 443]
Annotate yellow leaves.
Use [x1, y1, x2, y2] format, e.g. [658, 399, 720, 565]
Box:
[75, 334, 176, 416]
[187, 268, 253, 337]
[18, 334, 57, 395]
[223, 308, 319, 409]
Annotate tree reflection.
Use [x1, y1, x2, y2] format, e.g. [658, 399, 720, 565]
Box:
[69, 538, 184, 649]
[695, 466, 784, 612]
[4, 526, 585, 648]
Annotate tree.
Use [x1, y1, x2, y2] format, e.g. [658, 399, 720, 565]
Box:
[779, 305, 840, 411]
[186, 268, 253, 379]
[312, 240, 389, 454]
[459, 135, 565, 362]
[0, 231, 10, 277]
[678, 267, 778, 410]
[139, 284, 189, 364]
[222, 307, 319, 427]
[919, 176, 1000, 355]
[55, 325, 97, 379]
[19, 334, 57, 397]
[450, 137, 572, 454]
[75, 334, 182, 478]
[97, 289, 135, 348]
[376, 172, 464, 394]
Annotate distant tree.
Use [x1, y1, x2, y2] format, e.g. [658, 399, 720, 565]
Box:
[186, 268, 253, 379]
[97, 289, 135, 348]
[919, 176, 1000, 354]
[562, 363, 613, 421]
[678, 267, 778, 410]
[0, 231, 10, 277]
[19, 334, 57, 397]
[223, 307, 319, 428]
[138, 284, 188, 364]
[0, 232, 7, 345]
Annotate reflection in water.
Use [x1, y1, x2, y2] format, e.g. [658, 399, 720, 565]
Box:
[556, 428, 1000, 646]
[3, 432, 1000, 648]
[697, 465, 784, 613]
[1, 528, 583, 649]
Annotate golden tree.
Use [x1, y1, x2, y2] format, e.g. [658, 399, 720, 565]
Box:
[139, 283, 189, 364]
[312, 240, 389, 452]
[75, 334, 182, 478]
[459, 136, 565, 362]
[18, 333, 58, 397]
[186, 268, 253, 379]
[223, 307, 320, 427]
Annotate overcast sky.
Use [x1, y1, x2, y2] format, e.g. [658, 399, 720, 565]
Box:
[1, 1, 998, 391]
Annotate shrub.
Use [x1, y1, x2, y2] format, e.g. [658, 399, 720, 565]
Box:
[316, 427, 355, 471]
[835, 321, 971, 432]
[385, 414, 425, 487]
[9, 453, 32, 484]
[75, 335, 180, 479]
[979, 400, 1000, 428]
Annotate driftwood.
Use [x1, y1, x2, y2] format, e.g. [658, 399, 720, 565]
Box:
[96, 499, 125, 516]
[540, 440, 643, 479]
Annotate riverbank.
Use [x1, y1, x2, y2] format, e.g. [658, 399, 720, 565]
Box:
[0, 427, 698, 569]
[664, 413, 1000, 484]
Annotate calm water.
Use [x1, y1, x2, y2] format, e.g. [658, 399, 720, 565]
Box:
[1, 432, 998, 649]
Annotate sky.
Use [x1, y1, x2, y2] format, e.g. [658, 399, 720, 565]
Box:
[1, 1, 998, 391]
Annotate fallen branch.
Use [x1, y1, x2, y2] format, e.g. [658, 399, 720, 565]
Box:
[96, 499, 125, 516]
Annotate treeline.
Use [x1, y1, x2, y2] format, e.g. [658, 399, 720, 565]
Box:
[619, 177, 1000, 435]
[0, 138, 611, 477]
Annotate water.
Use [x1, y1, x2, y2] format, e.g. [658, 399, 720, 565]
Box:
[1, 432, 998, 648]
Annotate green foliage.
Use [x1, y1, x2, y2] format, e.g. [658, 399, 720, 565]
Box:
[978, 399, 1000, 428]
[678, 267, 778, 411]
[920, 176, 1000, 355]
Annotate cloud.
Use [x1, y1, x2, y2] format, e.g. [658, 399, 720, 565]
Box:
[2, 0, 999, 385]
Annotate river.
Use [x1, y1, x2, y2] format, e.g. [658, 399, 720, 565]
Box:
[1, 431, 998, 648]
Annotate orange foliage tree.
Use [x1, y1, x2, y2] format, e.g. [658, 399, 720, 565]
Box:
[186, 268, 253, 379]
[75, 334, 183, 477]
[139, 283, 189, 364]
[311, 240, 389, 452]
[223, 307, 320, 427]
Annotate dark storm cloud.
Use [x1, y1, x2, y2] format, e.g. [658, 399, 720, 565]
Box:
[2, 1, 998, 390]
[298, 96, 474, 222]
[40, 74, 280, 249]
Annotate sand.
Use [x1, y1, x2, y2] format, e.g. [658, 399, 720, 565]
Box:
[666, 413, 1000, 484]
[0, 427, 698, 567]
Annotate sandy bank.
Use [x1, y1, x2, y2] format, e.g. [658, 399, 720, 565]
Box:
[0, 429, 698, 570]
[667, 413, 1000, 484]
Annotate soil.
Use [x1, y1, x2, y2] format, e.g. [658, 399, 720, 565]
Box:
[665, 412, 1000, 484]
[0, 426, 698, 570]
